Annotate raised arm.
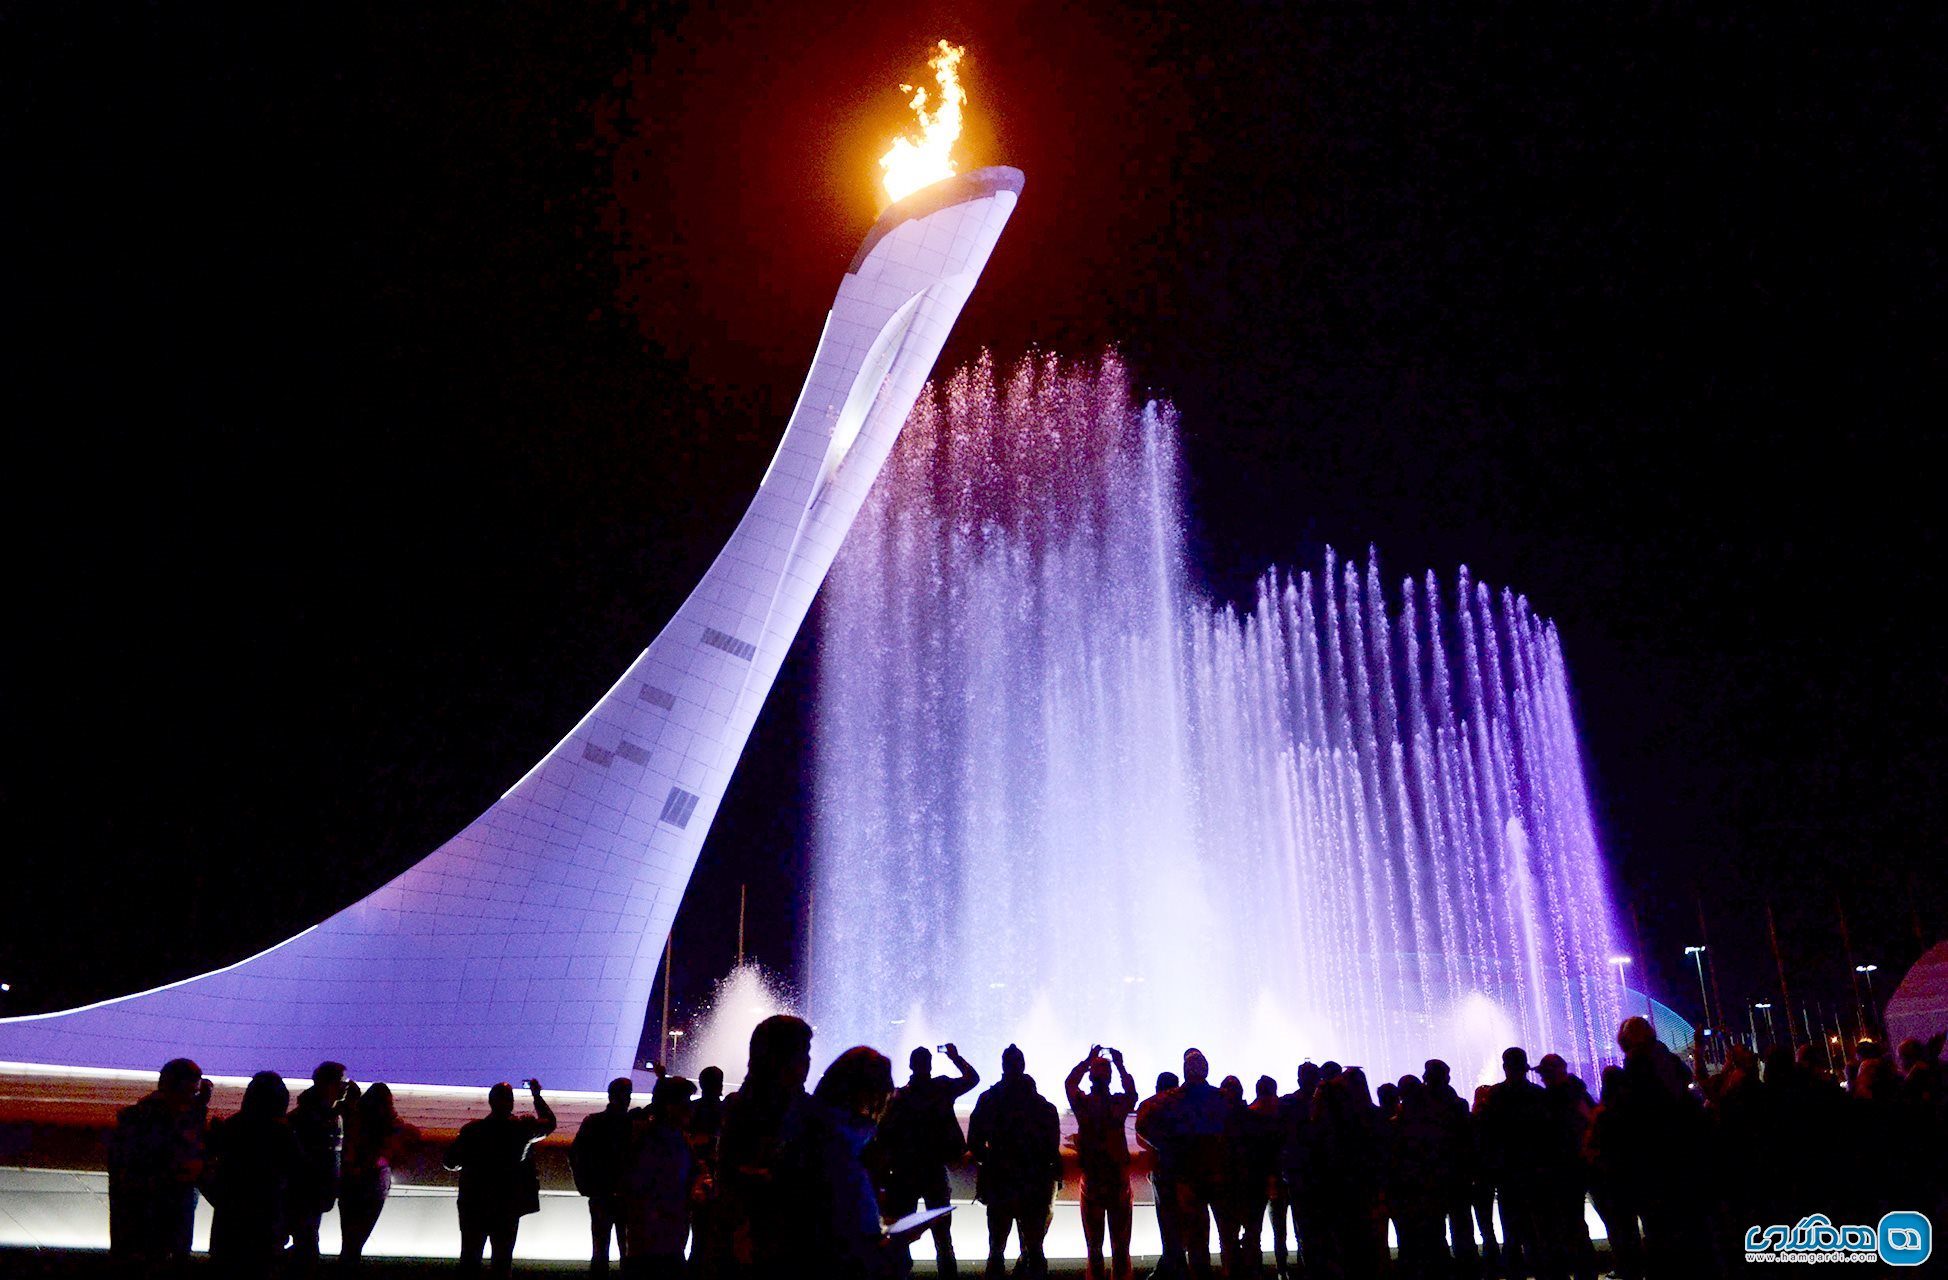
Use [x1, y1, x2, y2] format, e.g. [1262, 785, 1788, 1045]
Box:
[529, 1079, 557, 1137]
[943, 1043, 981, 1100]
[1065, 1047, 1096, 1110]
[1111, 1047, 1137, 1101]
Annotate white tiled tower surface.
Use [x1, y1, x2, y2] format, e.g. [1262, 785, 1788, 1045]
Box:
[0, 168, 1023, 1091]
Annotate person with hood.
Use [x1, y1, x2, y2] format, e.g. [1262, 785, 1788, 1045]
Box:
[879, 1043, 980, 1280]
[107, 1056, 211, 1274]
[444, 1077, 557, 1277]
[1065, 1046, 1138, 1280]
[206, 1070, 305, 1279]
[967, 1043, 1062, 1280]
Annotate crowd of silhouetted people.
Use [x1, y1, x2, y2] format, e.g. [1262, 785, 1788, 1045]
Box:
[102, 1014, 1945, 1279]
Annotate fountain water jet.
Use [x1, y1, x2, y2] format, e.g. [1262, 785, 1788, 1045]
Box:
[808, 353, 1623, 1085]
[674, 963, 796, 1090]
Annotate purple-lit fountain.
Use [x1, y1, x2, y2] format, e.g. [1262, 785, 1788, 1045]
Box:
[807, 354, 1623, 1086]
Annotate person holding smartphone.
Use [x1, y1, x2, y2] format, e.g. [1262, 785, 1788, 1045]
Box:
[877, 1042, 981, 1279]
[445, 1077, 556, 1277]
[1066, 1045, 1138, 1280]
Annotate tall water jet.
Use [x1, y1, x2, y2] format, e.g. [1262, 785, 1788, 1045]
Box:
[809, 354, 1623, 1084]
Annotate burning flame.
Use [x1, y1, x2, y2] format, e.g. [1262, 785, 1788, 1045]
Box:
[878, 40, 966, 204]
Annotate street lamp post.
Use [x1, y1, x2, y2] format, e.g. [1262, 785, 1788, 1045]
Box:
[1855, 964, 1880, 1038]
[1685, 946, 1713, 1062]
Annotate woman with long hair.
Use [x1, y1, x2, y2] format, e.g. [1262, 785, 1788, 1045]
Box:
[340, 1081, 419, 1264]
[206, 1070, 304, 1278]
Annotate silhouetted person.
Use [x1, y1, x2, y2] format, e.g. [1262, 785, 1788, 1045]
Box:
[1157, 1048, 1237, 1280]
[1376, 1079, 1401, 1121]
[1228, 1075, 1282, 1279]
[692, 1064, 727, 1169]
[574, 1077, 636, 1273]
[106, 1056, 210, 1276]
[207, 1071, 304, 1279]
[1420, 1059, 1479, 1278]
[717, 1013, 815, 1278]
[1312, 1066, 1384, 1280]
[967, 1043, 1061, 1280]
[686, 1064, 727, 1280]
[341, 1081, 417, 1266]
[445, 1078, 557, 1277]
[1135, 1070, 1184, 1280]
[1478, 1048, 1554, 1279]
[1468, 1083, 1503, 1277]
[1272, 1061, 1320, 1280]
[1066, 1046, 1138, 1280]
[622, 1075, 700, 1280]
[1210, 1074, 1247, 1272]
[1582, 1066, 1643, 1280]
[1894, 1036, 1946, 1218]
[288, 1060, 356, 1275]
[1387, 1075, 1447, 1280]
[1606, 1017, 1713, 1278]
[1849, 1050, 1907, 1219]
[806, 1047, 929, 1280]
[879, 1042, 980, 1279]
[1535, 1052, 1597, 1280]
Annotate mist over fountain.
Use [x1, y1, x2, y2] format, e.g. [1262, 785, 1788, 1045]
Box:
[808, 354, 1623, 1087]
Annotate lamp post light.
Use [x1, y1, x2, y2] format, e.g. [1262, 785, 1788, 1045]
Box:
[1855, 964, 1880, 1037]
[1752, 1002, 1773, 1050]
[1685, 946, 1715, 1063]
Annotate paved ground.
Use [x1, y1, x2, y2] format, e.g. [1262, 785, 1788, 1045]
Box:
[8, 1253, 1131, 1277]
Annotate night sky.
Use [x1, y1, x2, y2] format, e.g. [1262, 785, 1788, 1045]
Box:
[5, 4, 1942, 1055]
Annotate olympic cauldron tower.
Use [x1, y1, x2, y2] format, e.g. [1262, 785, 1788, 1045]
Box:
[0, 169, 1023, 1091]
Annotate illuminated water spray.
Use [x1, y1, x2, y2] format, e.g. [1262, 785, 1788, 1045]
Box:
[808, 354, 1623, 1086]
